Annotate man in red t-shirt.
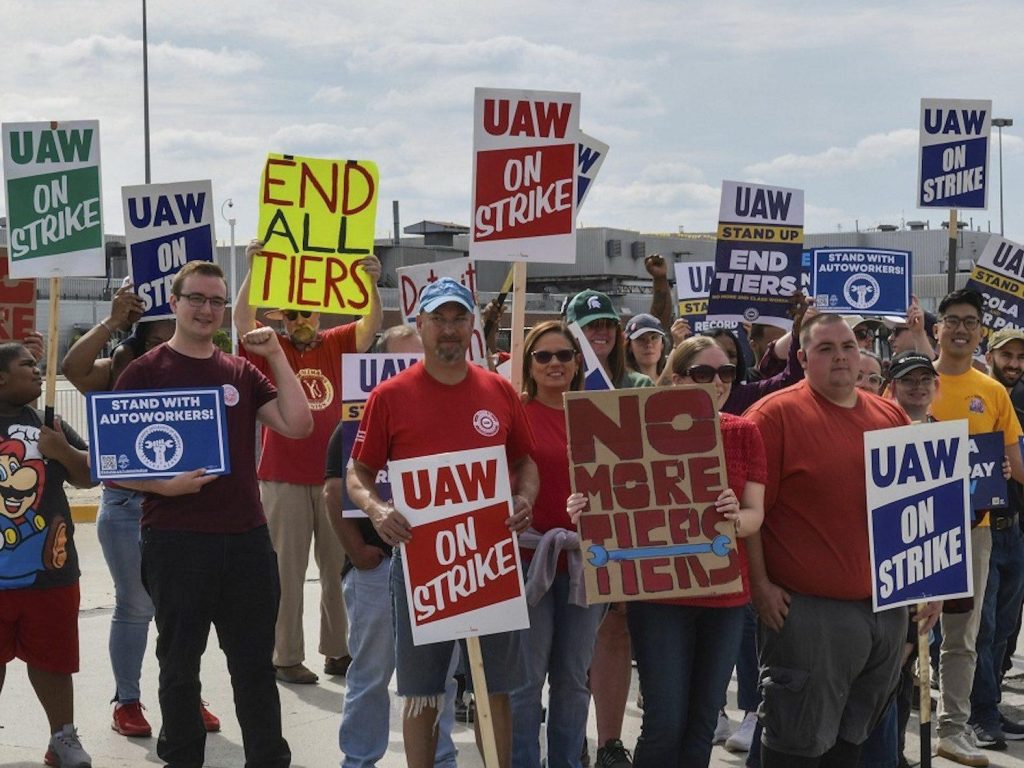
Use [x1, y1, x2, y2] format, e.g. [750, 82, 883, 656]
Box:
[235, 240, 382, 684]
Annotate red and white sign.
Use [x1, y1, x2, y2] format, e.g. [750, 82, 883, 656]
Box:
[470, 87, 580, 264]
[0, 248, 36, 341]
[390, 445, 529, 645]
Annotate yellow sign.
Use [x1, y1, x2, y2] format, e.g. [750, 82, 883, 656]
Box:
[251, 154, 379, 314]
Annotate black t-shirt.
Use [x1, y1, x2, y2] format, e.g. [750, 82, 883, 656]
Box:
[0, 407, 86, 590]
[324, 420, 391, 578]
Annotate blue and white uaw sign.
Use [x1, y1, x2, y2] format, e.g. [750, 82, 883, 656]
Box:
[122, 180, 216, 320]
[674, 260, 738, 334]
[918, 98, 991, 209]
[576, 132, 608, 209]
[707, 180, 804, 330]
[865, 420, 973, 611]
[811, 248, 911, 316]
[86, 387, 230, 483]
[569, 321, 612, 390]
[965, 235, 1024, 333]
[339, 353, 422, 516]
[969, 431, 1008, 512]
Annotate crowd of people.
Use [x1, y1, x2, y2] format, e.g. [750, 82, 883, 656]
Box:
[3, 249, 1024, 768]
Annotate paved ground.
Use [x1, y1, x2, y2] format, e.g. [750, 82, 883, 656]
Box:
[3, 521, 1024, 767]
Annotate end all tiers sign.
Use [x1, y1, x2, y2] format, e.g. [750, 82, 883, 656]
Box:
[918, 98, 991, 209]
[470, 88, 580, 264]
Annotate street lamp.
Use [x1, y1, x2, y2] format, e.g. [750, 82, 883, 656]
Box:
[142, 0, 151, 183]
[993, 117, 1013, 236]
[221, 199, 237, 351]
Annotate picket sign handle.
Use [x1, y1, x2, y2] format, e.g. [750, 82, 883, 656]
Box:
[44, 277, 60, 428]
[945, 208, 958, 294]
[917, 601, 931, 768]
[509, 262, 527, 393]
[466, 635, 499, 768]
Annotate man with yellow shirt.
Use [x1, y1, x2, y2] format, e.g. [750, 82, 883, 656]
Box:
[931, 290, 1024, 766]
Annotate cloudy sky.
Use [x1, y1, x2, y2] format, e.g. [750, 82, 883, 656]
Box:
[3, 0, 1022, 245]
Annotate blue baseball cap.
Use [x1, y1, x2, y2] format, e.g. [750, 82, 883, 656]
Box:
[419, 277, 475, 314]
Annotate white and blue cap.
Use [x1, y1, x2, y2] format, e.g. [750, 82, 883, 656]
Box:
[419, 277, 475, 314]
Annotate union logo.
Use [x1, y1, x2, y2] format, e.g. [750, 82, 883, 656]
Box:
[298, 369, 335, 411]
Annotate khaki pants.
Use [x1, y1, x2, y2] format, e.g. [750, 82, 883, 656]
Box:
[262, 480, 348, 667]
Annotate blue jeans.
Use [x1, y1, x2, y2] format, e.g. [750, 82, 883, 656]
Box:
[736, 604, 760, 712]
[628, 602, 745, 768]
[970, 523, 1024, 729]
[859, 700, 898, 768]
[96, 485, 153, 703]
[340, 557, 457, 768]
[510, 572, 605, 768]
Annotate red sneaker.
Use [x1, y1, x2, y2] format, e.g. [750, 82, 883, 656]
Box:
[112, 701, 152, 737]
[201, 701, 221, 733]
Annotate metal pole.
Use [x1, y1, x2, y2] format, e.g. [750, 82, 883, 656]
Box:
[999, 124, 1005, 236]
[142, 0, 151, 183]
[230, 217, 238, 352]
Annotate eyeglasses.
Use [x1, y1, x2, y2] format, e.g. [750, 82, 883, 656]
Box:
[940, 315, 981, 331]
[684, 364, 737, 384]
[283, 311, 313, 321]
[854, 327, 876, 341]
[178, 293, 227, 310]
[531, 349, 576, 364]
[857, 371, 884, 387]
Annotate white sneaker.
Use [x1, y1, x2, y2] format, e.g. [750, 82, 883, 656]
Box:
[936, 730, 989, 767]
[45, 725, 92, 767]
[712, 710, 732, 745]
[725, 711, 757, 752]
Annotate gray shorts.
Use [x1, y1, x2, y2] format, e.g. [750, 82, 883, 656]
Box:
[390, 552, 519, 697]
[757, 592, 907, 757]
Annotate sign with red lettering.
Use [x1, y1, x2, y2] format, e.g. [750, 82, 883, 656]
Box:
[390, 445, 529, 645]
[470, 87, 580, 264]
[0, 248, 37, 341]
[251, 154, 379, 315]
[565, 386, 740, 603]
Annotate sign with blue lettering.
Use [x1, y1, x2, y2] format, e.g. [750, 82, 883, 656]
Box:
[865, 420, 972, 611]
[675, 260, 737, 334]
[122, 180, 216, 320]
[811, 248, 911, 316]
[86, 387, 230, 483]
[340, 353, 422, 516]
[969, 431, 1008, 511]
[965, 235, 1024, 333]
[568, 321, 613, 390]
[707, 180, 804, 330]
[801, 250, 812, 294]
[918, 98, 990, 209]
[576, 132, 608, 208]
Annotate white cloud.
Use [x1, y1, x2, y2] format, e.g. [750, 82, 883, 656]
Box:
[744, 129, 918, 176]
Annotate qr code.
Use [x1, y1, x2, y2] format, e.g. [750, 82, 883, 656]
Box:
[100, 455, 118, 471]
[816, 295, 830, 308]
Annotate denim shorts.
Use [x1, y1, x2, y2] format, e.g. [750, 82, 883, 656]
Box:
[391, 551, 519, 697]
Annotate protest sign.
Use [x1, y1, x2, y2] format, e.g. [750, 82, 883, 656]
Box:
[965, 235, 1024, 333]
[576, 132, 608, 208]
[2, 121, 104, 277]
[396, 258, 486, 364]
[0, 248, 36, 342]
[122, 180, 216, 320]
[566, 386, 738, 603]
[707, 181, 803, 329]
[471, 88, 580, 264]
[801, 250, 813, 293]
[918, 98, 990, 209]
[811, 248, 911, 316]
[250, 154, 378, 315]
[338, 353, 421, 517]
[675, 260, 738, 334]
[969, 431, 1008, 511]
[568, 321, 612, 390]
[865, 420, 972, 611]
[86, 387, 230, 483]
[390, 445, 529, 645]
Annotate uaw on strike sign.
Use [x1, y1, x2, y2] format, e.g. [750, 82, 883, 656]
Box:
[390, 446, 529, 645]
[918, 98, 990, 209]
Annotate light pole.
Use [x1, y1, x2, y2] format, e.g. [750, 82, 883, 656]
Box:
[993, 117, 1013, 236]
[221, 199, 237, 351]
[142, 0, 151, 183]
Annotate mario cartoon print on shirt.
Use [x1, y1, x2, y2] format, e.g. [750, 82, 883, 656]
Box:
[0, 427, 66, 588]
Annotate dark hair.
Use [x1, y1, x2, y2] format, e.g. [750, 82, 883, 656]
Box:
[703, 328, 748, 383]
[0, 343, 27, 373]
[522, 321, 584, 401]
[171, 261, 226, 297]
[938, 288, 983, 317]
[625, 331, 668, 377]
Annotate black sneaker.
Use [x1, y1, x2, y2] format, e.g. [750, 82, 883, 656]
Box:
[972, 721, 1007, 750]
[1000, 714, 1024, 740]
[595, 738, 633, 767]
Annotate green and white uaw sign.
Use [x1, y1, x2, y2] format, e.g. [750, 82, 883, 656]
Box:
[2, 121, 104, 278]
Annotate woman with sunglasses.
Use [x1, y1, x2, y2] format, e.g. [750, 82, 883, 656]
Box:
[571, 336, 766, 767]
[511, 321, 607, 768]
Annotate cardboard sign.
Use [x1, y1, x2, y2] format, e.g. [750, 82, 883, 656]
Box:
[251, 154, 379, 314]
[576, 132, 608, 208]
[470, 88, 580, 264]
[865, 420, 972, 611]
[969, 431, 1008, 511]
[706, 181, 804, 329]
[811, 248, 911, 316]
[86, 388, 230, 482]
[339, 353, 422, 517]
[390, 446, 529, 645]
[396, 258, 486, 364]
[918, 98, 990, 209]
[568, 321, 613, 390]
[0, 248, 37, 341]
[2, 121, 104, 277]
[565, 386, 738, 603]
[122, 180, 216, 320]
[675, 260, 738, 334]
[965, 235, 1024, 333]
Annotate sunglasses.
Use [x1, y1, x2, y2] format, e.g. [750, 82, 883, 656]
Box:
[531, 349, 576, 364]
[684, 364, 737, 384]
[854, 327, 876, 341]
[283, 311, 313, 321]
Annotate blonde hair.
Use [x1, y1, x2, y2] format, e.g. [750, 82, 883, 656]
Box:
[658, 336, 718, 386]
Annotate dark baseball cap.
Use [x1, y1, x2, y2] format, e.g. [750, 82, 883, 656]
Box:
[419, 277, 475, 314]
[564, 290, 619, 327]
[888, 351, 936, 380]
[624, 313, 666, 340]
